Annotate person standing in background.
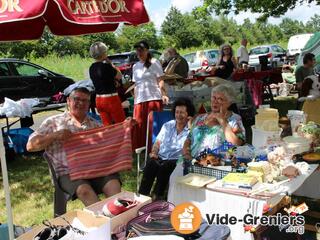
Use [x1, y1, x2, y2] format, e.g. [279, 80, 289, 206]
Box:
[214, 44, 237, 80]
[295, 53, 316, 95]
[237, 39, 249, 67]
[164, 48, 189, 78]
[89, 42, 126, 126]
[132, 40, 169, 149]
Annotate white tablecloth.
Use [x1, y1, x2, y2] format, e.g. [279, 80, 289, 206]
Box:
[293, 167, 320, 199]
[168, 163, 318, 240]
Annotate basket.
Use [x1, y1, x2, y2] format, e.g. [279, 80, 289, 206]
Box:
[186, 164, 231, 180]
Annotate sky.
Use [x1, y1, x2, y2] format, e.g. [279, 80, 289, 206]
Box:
[144, 0, 320, 30]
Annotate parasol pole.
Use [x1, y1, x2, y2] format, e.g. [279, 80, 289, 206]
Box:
[1, 150, 14, 240]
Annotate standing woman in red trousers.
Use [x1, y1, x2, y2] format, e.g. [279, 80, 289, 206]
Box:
[89, 42, 126, 126]
[132, 40, 169, 148]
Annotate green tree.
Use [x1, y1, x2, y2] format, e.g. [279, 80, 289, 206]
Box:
[238, 18, 256, 44]
[161, 7, 202, 49]
[279, 18, 306, 40]
[218, 16, 239, 45]
[116, 22, 160, 52]
[198, 0, 319, 21]
[306, 14, 320, 32]
[48, 36, 88, 57]
[191, 10, 224, 46]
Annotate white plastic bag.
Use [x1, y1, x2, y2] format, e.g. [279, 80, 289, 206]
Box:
[0, 97, 39, 117]
[18, 98, 40, 117]
[0, 97, 23, 117]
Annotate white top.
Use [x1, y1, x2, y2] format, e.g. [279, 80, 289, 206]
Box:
[132, 58, 164, 104]
[237, 45, 249, 63]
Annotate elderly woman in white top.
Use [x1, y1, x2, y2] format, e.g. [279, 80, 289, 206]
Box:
[132, 40, 169, 149]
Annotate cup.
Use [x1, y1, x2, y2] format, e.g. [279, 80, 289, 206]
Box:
[287, 111, 307, 134]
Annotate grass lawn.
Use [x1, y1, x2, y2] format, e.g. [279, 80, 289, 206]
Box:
[0, 153, 137, 227]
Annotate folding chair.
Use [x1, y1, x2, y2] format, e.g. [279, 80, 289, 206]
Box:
[135, 111, 174, 194]
[261, 76, 274, 105]
[43, 152, 71, 216]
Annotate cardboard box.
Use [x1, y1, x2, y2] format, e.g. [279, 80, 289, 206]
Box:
[84, 191, 152, 233]
[17, 210, 110, 240]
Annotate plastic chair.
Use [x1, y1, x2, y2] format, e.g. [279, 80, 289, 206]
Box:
[135, 111, 174, 194]
[43, 152, 71, 216]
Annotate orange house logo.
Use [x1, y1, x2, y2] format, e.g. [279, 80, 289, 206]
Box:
[171, 202, 202, 235]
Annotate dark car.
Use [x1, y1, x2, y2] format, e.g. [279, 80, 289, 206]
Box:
[0, 58, 74, 103]
[108, 49, 161, 79]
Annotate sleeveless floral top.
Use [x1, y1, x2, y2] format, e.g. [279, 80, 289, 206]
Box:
[187, 113, 245, 158]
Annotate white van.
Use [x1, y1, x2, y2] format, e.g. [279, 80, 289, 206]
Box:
[287, 33, 313, 56]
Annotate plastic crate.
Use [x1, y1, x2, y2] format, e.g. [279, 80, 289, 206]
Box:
[186, 164, 231, 180]
[4, 128, 34, 154]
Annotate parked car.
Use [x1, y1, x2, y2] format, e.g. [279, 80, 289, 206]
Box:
[249, 45, 287, 67]
[108, 49, 161, 80]
[0, 58, 74, 103]
[183, 49, 219, 71]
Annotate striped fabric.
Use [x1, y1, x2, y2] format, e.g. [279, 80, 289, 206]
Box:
[64, 121, 133, 180]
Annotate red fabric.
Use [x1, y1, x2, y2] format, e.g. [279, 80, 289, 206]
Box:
[198, 104, 207, 114]
[246, 79, 264, 107]
[0, 0, 149, 41]
[96, 95, 125, 126]
[232, 70, 283, 83]
[133, 100, 163, 150]
[64, 121, 132, 180]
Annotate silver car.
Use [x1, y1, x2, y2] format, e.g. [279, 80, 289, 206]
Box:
[249, 44, 286, 67]
[183, 49, 219, 71]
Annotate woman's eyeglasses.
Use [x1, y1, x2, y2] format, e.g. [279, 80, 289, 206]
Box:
[223, 48, 230, 51]
[70, 96, 90, 104]
[212, 96, 226, 103]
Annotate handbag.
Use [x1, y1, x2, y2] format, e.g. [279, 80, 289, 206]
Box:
[138, 200, 175, 215]
[128, 211, 176, 236]
[126, 201, 200, 240]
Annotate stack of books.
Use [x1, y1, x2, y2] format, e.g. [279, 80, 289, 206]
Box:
[222, 173, 258, 190]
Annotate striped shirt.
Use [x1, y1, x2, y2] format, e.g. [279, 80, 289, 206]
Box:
[28, 111, 101, 177]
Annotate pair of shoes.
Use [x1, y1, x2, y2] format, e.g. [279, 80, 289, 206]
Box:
[34, 218, 86, 240]
[33, 226, 68, 240]
[103, 198, 138, 217]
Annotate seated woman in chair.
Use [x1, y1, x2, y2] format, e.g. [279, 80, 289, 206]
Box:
[168, 84, 245, 201]
[183, 84, 245, 160]
[139, 98, 195, 200]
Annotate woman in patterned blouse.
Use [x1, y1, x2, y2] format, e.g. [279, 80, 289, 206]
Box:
[183, 84, 245, 160]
